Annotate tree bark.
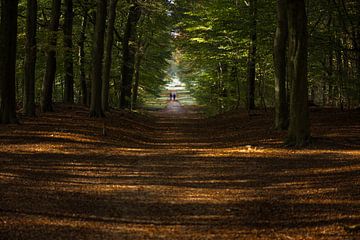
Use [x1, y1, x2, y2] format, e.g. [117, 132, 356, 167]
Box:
[90, 0, 107, 117]
[246, 0, 257, 111]
[119, 1, 141, 109]
[102, 0, 118, 112]
[132, 50, 143, 109]
[274, 0, 288, 130]
[354, 30, 360, 104]
[286, 0, 310, 146]
[231, 65, 241, 109]
[41, 0, 61, 112]
[78, 14, 88, 105]
[63, 0, 74, 103]
[0, 0, 19, 124]
[23, 0, 37, 117]
[335, 44, 344, 110]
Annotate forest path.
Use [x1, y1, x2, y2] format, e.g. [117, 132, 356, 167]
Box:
[0, 103, 359, 239]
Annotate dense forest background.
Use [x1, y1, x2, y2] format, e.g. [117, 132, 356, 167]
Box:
[0, 0, 359, 145]
[176, 0, 359, 113]
[1, 2, 360, 238]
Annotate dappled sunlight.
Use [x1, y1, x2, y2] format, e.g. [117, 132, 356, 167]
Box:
[0, 172, 20, 182]
[1, 105, 359, 239]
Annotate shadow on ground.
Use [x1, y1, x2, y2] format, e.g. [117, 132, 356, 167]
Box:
[0, 104, 359, 239]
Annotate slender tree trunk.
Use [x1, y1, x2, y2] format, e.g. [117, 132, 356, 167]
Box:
[335, 45, 344, 110]
[63, 0, 74, 103]
[102, 0, 118, 112]
[23, 0, 37, 116]
[90, 0, 107, 117]
[41, 0, 61, 112]
[323, 14, 333, 106]
[132, 39, 148, 109]
[286, 0, 310, 146]
[232, 65, 241, 109]
[0, 0, 19, 124]
[132, 51, 143, 109]
[79, 15, 88, 105]
[354, 31, 360, 104]
[120, 2, 141, 109]
[343, 47, 350, 109]
[274, 0, 288, 130]
[247, 0, 257, 111]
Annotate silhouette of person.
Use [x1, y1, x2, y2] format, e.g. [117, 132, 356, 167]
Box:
[169, 92, 173, 101]
[173, 92, 176, 101]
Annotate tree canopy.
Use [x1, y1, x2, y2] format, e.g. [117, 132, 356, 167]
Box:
[0, 0, 359, 145]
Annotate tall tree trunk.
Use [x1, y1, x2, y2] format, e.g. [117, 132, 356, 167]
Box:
[335, 44, 344, 110]
[232, 65, 241, 109]
[41, 0, 61, 112]
[63, 0, 74, 103]
[119, 2, 141, 109]
[274, 0, 288, 130]
[132, 39, 148, 109]
[132, 51, 143, 109]
[246, 0, 257, 111]
[286, 0, 310, 146]
[0, 0, 19, 124]
[23, 0, 37, 117]
[354, 30, 360, 104]
[78, 14, 88, 105]
[324, 13, 333, 106]
[343, 47, 350, 109]
[102, 0, 118, 112]
[90, 0, 107, 117]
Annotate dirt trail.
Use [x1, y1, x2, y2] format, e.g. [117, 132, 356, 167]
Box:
[0, 102, 359, 239]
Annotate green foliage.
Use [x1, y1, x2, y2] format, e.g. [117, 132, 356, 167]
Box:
[173, 0, 276, 114]
[9, 0, 360, 112]
[135, 0, 173, 103]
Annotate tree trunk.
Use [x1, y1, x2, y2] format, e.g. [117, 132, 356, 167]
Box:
[246, 0, 257, 111]
[41, 0, 61, 112]
[90, 0, 107, 117]
[23, 0, 37, 117]
[132, 51, 143, 109]
[354, 30, 360, 104]
[335, 45, 344, 110]
[273, 0, 289, 130]
[119, 2, 141, 109]
[326, 49, 334, 105]
[274, 0, 288, 130]
[63, 0, 74, 104]
[286, 0, 310, 146]
[0, 0, 19, 124]
[232, 65, 241, 109]
[102, 0, 118, 112]
[78, 14, 88, 105]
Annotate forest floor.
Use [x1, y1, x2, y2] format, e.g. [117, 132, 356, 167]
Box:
[0, 101, 359, 239]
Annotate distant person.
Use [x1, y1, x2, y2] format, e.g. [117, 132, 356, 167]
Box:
[169, 92, 173, 101]
[173, 92, 176, 101]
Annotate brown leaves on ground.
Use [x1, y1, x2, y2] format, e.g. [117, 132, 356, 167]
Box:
[0, 103, 359, 239]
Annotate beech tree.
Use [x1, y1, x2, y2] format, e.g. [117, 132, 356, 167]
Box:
[23, 0, 37, 116]
[286, 0, 310, 146]
[247, 0, 257, 111]
[273, 0, 288, 130]
[102, 0, 118, 112]
[41, 0, 61, 112]
[63, 0, 74, 104]
[90, 0, 107, 117]
[119, 1, 141, 109]
[0, 0, 357, 139]
[0, 0, 19, 124]
[78, 13, 88, 106]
